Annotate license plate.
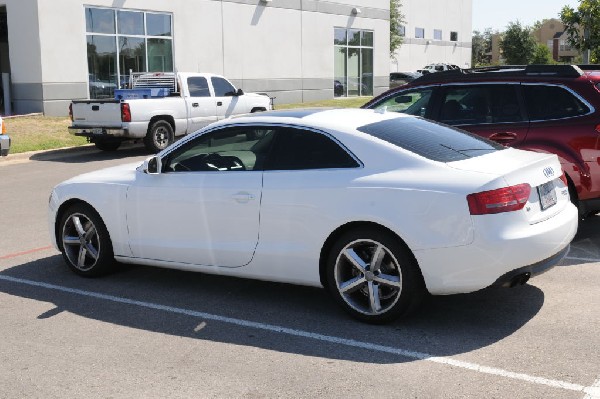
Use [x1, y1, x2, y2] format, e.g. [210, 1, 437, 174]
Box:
[91, 128, 104, 135]
[537, 181, 557, 210]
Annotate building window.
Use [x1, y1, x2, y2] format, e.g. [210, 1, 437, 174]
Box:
[450, 31, 458, 42]
[85, 7, 173, 99]
[415, 28, 425, 39]
[398, 25, 406, 37]
[334, 28, 374, 97]
[434, 29, 442, 40]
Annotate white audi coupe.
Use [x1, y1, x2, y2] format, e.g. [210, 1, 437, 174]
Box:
[49, 109, 578, 323]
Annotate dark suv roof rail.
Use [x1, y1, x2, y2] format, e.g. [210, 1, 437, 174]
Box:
[578, 64, 600, 71]
[412, 64, 584, 84]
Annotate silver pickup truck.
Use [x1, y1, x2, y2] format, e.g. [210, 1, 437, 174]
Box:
[69, 72, 272, 152]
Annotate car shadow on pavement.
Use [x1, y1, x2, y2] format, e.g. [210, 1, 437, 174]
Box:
[28, 143, 150, 163]
[0, 255, 545, 364]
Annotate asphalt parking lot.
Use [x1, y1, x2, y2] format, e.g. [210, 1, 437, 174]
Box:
[1, 146, 599, 398]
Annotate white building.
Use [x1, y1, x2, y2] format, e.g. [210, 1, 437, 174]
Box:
[391, 0, 472, 72]
[0, 0, 391, 116]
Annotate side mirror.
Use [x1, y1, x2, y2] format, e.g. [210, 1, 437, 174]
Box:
[236, 88, 244, 96]
[144, 156, 162, 175]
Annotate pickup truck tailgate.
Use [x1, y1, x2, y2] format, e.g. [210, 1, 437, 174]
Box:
[71, 100, 123, 127]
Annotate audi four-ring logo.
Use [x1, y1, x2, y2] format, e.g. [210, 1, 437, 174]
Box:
[543, 167, 555, 178]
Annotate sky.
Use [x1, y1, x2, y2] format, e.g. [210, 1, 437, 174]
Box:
[472, 0, 581, 32]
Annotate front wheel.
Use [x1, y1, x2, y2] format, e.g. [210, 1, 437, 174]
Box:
[144, 120, 174, 153]
[326, 228, 425, 323]
[58, 203, 115, 277]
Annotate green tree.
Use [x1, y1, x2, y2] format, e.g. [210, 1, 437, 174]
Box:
[472, 28, 493, 66]
[560, 0, 600, 63]
[531, 43, 554, 64]
[500, 21, 537, 64]
[390, 0, 405, 56]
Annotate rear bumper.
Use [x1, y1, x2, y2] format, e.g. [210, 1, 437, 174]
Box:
[69, 126, 128, 138]
[414, 202, 578, 295]
[492, 244, 569, 287]
[0, 134, 10, 156]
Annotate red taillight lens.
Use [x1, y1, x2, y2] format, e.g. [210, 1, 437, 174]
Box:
[121, 103, 131, 122]
[1, 119, 5, 134]
[467, 183, 531, 215]
[68, 103, 73, 122]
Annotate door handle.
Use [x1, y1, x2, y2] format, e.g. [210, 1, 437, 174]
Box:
[217, 101, 223, 106]
[231, 192, 255, 203]
[489, 132, 518, 144]
[192, 103, 199, 107]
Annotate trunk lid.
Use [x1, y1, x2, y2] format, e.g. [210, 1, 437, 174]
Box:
[448, 148, 571, 224]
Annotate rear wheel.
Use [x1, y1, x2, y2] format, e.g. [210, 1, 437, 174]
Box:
[144, 120, 174, 153]
[326, 228, 425, 323]
[58, 203, 115, 277]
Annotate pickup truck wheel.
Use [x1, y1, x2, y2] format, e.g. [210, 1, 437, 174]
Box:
[145, 120, 174, 153]
[94, 140, 121, 151]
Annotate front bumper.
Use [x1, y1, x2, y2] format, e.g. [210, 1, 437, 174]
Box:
[0, 134, 10, 156]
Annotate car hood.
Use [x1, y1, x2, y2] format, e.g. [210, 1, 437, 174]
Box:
[60, 161, 142, 186]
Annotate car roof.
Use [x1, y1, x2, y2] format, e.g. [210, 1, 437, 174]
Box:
[228, 108, 412, 132]
[409, 64, 586, 85]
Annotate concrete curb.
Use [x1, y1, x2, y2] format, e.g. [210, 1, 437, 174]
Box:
[0, 145, 95, 165]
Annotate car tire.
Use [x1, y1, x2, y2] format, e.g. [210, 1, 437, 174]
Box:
[326, 227, 425, 323]
[58, 203, 115, 277]
[144, 120, 174, 153]
[94, 140, 121, 151]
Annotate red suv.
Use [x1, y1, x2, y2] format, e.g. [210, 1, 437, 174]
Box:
[363, 65, 600, 217]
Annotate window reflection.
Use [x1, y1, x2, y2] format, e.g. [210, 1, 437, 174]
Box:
[117, 10, 144, 35]
[85, 7, 173, 98]
[86, 8, 115, 34]
[147, 13, 172, 37]
[333, 28, 374, 97]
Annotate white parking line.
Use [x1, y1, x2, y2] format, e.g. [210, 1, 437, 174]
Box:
[0, 274, 597, 397]
[584, 378, 600, 399]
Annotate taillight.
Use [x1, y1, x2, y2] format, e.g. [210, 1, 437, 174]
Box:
[68, 103, 73, 122]
[1, 119, 5, 134]
[121, 103, 131, 122]
[467, 184, 531, 215]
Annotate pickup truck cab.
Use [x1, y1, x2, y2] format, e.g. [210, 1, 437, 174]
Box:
[69, 72, 272, 152]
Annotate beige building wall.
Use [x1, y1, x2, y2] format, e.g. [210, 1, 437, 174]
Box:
[391, 0, 472, 72]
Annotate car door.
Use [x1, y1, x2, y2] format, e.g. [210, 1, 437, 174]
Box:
[211, 76, 245, 119]
[185, 76, 218, 132]
[435, 83, 530, 147]
[258, 126, 362, 264]
[126, 125, 272, 267]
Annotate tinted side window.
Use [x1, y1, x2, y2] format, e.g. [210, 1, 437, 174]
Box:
[370, 88, 433, 117]
[163, 127, 275, 172]
[211, 77, 236, 97]
[188, 77, 210, 97]
[523, 85, 590, 120]
[265, 128, 359, 170]
[439, 85, 523, 125]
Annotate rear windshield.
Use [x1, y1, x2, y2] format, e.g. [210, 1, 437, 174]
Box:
[357, 117, 504, 162]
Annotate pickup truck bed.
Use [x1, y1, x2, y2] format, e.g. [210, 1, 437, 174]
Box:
[69, 72, 272, 152]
